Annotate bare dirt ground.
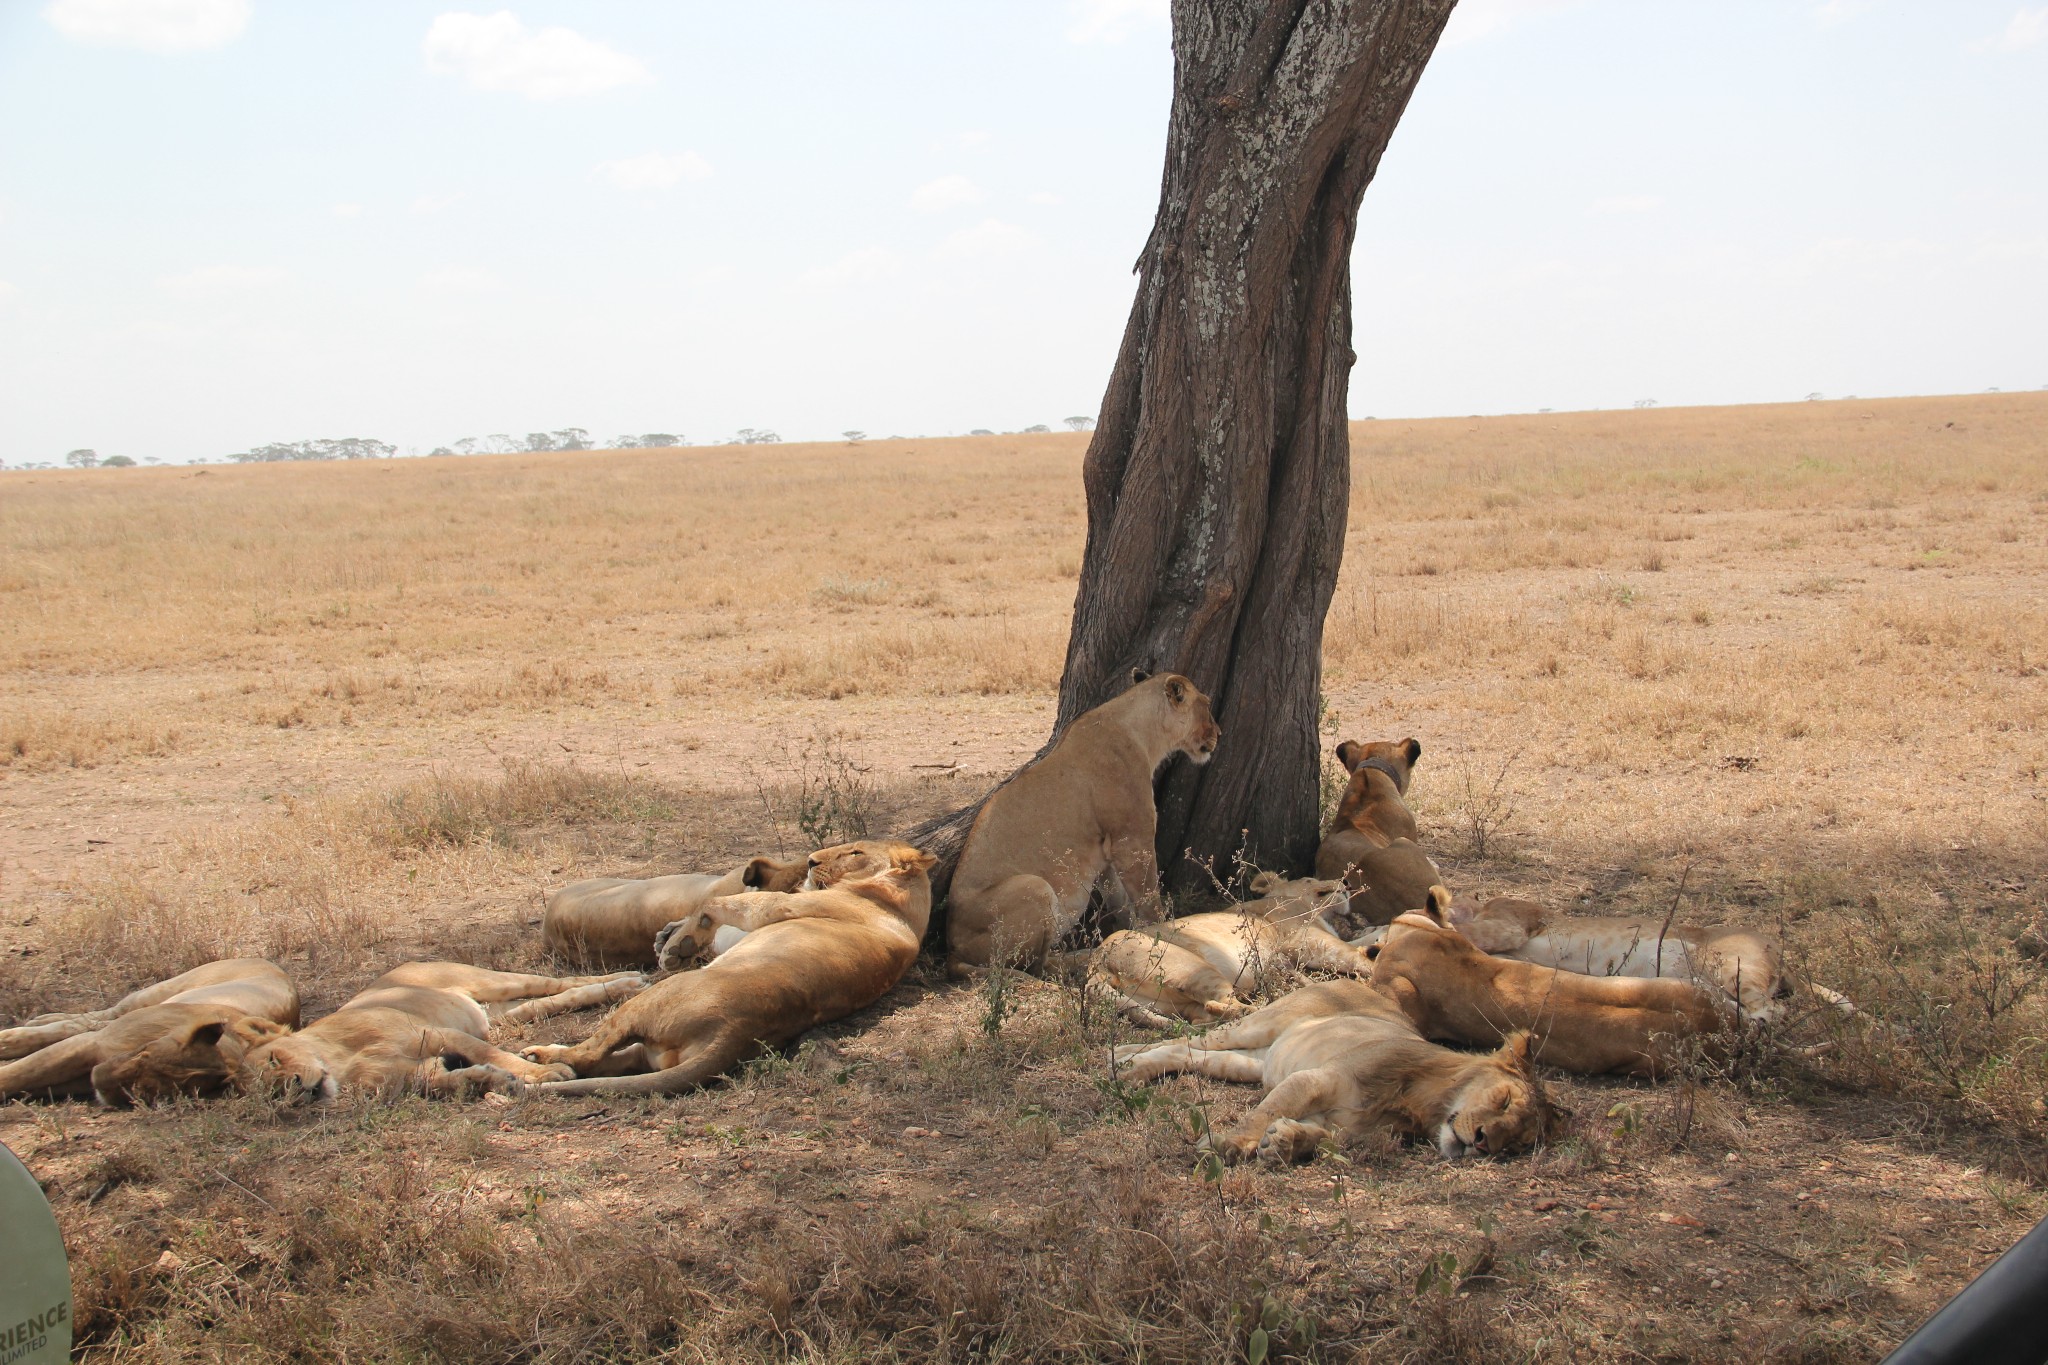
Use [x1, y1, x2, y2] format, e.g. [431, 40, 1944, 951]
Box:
[2, 393, 2045, 1361]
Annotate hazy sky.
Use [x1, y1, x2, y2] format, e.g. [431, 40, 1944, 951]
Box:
[1, 0, 2043, 464]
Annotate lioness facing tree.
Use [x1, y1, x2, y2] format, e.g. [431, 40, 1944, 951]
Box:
[947, 670, 1219, 976]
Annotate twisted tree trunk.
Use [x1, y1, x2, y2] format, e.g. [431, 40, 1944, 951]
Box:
[912, 0, 1456, 908]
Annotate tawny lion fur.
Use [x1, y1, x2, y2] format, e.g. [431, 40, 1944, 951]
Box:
[1369, 889, 1729, 1077]
[1447, 893, 1790, 1023]
[1089, 873, 1371, 1025]
[229, 961, 643, 1100]
[544, 856, 809, 967]
[0, 959, 299, 1105]
[1314, 738, 1442, 926]
[1114, 979, 1550, 1166]
[525, 841, 936, 1096]
[948, 670, 1219, 975]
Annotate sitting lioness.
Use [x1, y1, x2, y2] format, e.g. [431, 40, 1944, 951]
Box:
[1447, 894, 1790, 1024]
[1090, 873, 1371, 1025]
[1114, 979, 1549, 1165]
[0, 959, 299, 1104]
[525, 840, 935, 1095]
[229, 962, 643, 1100]
[1314, 739, 1441, 926]
[948, 669, 1219, 975]
[1369, 888, 1728, 1077]
[544, 856, 810, 967]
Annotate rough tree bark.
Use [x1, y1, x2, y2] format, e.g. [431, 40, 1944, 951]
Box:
[912, 0, 1456, 907]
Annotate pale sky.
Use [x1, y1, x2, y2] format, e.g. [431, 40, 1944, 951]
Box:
[1, 0, 2043, 465]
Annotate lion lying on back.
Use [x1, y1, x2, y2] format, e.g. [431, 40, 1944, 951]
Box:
[0, 959, 299, 1105]
[525, 840, 934, 1095]
[1115, 979, 1549, 1165]
[947, 670, 1219, 975]
[544, 856, 809, 967]
[1446, 892, 1789, 1023]
[1089, 873, 1369, 1025]
[230, 962, 642, 1100]
[1370, 888, 1729, 1077]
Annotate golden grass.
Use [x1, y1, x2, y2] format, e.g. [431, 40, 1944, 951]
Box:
[5, 391, 2048, 1362]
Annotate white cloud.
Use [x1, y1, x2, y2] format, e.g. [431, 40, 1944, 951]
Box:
[421, 265, 505, 293]
[1066, 0, 1166, 44]
[410, 193, 461, 215]
[1813, 0, 1869, 27]
[0, 281, 17, 302]
[937, 219, 1037, 261]
[909, 175, 986, 213]
[45, 0, 248, 52]
[792, 247, 902, 292]
[157, 264, 288, 297]
[331, 202, 364, 218]
[1443, 0, 1582, 46]
[1027, 191, 1064, 206]
[422, 11, 650, 100]
[1974, 7, 2048, 51]
[1589, 194, 1664, 215]
[593, 151, 713, 191]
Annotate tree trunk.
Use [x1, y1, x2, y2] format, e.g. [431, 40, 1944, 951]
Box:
[911, 0, 1455, 908]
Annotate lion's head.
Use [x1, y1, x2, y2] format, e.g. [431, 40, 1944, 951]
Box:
[1334, 737, 1422, 795]
[744, 856, 811, 892]
[1247, 871, 1353, 932]
[1436, 1031, 1550, 1159]
[88, 1009, 244, 1107]
[228, 1017, 333, 1101]
[802, 841, 902, 890]
[1128, 668, 1220, 765]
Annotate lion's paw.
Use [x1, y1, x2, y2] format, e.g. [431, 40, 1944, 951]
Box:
[652, 917, 710, 972]
[1255, 1119, 1329, 1167]
[1213, 1132, 1262, 1166]
[520, 1044, 570, 1065]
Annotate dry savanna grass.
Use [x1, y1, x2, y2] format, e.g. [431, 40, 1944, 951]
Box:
[2, 392, 2046, 1362]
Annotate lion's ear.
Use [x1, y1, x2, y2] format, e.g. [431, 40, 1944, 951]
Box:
[1423, 886, 1453, 924]
[898, 848, 938, 874]
[1334, 741, 1361, 771]
[1402, 738, 1421, 766]
[1497, 1030, 1538, 1074]
[1249, 871, 1280, 895]
[228, 1017, 289, 1048]
[1129, 667, 1151, 686]
[743, 857, 780, 888]
[183, 1020, 227, 1048]
[1165, 677, 1188, 705]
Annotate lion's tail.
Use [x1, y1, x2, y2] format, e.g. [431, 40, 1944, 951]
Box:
[536, 1033, 748, 1097]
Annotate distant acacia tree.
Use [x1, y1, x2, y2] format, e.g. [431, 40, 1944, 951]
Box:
[101, 454, 136, 467]
[64, 448, 99, 468]
[1062, 416, 1094, 431]
[229, 437, 395, 463]
[842, 430, 866, 443]
[1632, 399, 1658, 410]
[1021, 424, 1051, 434]
[734, 428, 781, 445]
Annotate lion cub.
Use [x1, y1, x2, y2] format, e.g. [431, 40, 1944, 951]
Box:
[0, 959, 300, 1105]
[1370, 889, 1729, 1077]
[1089, 873, 1370, 1025]
[544, 856, 810, 967]
[1314, 739, 1441, 926]
[229, 962, 643, 1100]
[949, 669, 1219, 975]
[1114, 979, 1550, 1165]
[525, 841, 935, 1095]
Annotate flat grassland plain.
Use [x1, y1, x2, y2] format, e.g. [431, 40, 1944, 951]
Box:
[2, 393, 2045, 1362]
